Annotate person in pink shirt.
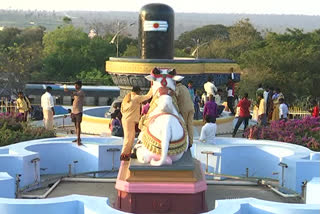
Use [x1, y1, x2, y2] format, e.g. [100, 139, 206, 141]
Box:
[203, 94, 218, 121]
[141, 99, 151, 115]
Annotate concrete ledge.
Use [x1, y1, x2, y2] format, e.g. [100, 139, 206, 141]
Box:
[0, 195, 126, 214]
[306, 177, 320, 204]
[0, 137, 122, 188]
[193, 137, 320, 193]
[0, 195, 319, 214]
[208, 198, 320, 214]
[0, 172, 14, 198]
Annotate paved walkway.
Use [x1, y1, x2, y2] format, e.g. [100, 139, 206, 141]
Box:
[26, 181, 302, 211]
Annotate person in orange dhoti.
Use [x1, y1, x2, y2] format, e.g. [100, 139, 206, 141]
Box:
[120, 86, 153, 161]
[175, 81, 195, 148]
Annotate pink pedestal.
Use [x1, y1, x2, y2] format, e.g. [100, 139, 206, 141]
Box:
[115, 160, 208, 214]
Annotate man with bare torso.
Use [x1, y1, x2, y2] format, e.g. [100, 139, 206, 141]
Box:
[65, 81, 85, 146]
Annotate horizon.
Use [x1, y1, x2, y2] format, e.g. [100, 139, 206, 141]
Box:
[1, 0, 320, 16]
[2, 8, 320, 17]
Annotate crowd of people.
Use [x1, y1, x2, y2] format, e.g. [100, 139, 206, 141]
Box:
[114, 75, 320, 160]
[1, 75, 319, 154]
[0, 81, 86, 146]
[232, 84, 319, 137]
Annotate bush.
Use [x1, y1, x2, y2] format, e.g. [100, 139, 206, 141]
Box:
[0, 113, 55, 146]
[244, 117, 320, 151]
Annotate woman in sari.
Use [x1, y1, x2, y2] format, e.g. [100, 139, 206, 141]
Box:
[271, 88, 284, 121]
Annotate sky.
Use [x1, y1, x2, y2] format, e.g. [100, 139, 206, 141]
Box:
[1, 0, 320, 16]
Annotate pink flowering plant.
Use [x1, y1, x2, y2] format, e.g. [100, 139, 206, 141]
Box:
[244, 116, 320, 151]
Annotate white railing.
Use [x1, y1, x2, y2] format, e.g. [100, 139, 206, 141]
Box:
[0, 98, 17, 113]
[289, 107, 311, 119]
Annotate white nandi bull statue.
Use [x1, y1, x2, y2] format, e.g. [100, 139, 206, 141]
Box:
[135, 67, 188, 166]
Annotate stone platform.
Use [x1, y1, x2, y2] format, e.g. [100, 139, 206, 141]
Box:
[115, 151, 208, 213]
[127, 150, 196, 182]
[106, 57, 240, 96]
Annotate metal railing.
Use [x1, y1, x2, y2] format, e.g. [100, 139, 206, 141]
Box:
[289, 107, 311, 119]
[0, 99, 17, 113]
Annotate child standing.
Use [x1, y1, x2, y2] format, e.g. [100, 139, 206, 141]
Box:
[279, 98, 288, 121]
[199, 115, 217, 144]
[194, 90, 201, 120]
[109, 109, 123, 137]
[203, 94, 218, 121]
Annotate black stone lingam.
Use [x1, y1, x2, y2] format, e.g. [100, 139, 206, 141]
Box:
[139, 3, 174, 59]
[106, 3, 240, 98]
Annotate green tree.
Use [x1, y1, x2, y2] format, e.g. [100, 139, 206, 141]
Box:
[62, 16, 72, 25]
[42, 26, 118, 83]
[0, 27, 44, 95]
[86, 36, 115, 70]
[76, 68, 113, 85]
[0, 27, 21, 48]
[238, 29, 320, 102]
[175, 24, 229, 50]
[174, 48, 191, 57]
[122, 43, 139, 57]
[42, 25, 91, 81]
[200, 19, 262, 60]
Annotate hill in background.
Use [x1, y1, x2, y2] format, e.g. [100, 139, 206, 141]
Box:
[1, 10, 320, 38]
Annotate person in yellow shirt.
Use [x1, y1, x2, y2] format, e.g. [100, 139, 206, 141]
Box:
[16, 92, 31, 122]
[120, 86, 153, 161]
[175, 81, 195, 148]
[257, 94, 266, 126]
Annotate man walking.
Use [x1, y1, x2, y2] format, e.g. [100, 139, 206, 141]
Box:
[41, 87, 55, 129]
[226, 77, 235, 115]
[232, 93, 251, 137]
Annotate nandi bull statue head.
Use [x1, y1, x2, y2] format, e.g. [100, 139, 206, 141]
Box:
[135, 67, 189, 166]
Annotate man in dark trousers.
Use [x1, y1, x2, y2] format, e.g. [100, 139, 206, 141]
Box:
[232, 93, 251, 137]
[175, 81, 195, 148]
[65, 81, 85, 146]
[226, 76, 235, 115]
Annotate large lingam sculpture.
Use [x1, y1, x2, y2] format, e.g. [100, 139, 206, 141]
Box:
[135, 68, 188, 166]
[106, 3, 240, 97]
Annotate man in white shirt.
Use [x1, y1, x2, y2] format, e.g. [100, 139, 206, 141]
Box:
[199, 115, 217, 144]
[204, 76, 217, 97]
[279, 98, 288, 121]
[41, 86, 55, 130]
